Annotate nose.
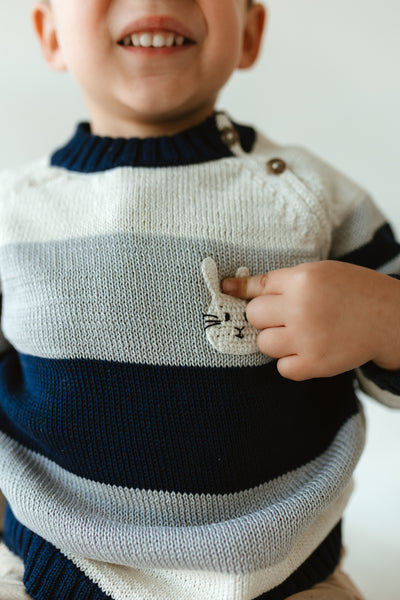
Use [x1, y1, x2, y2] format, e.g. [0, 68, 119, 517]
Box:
[235, 326, 244, 338]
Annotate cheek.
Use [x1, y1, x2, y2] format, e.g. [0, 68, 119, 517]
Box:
[53, 3, 110, 74]
[57, 28, 112, 88]
[205, 3, 244, 69]
[200, 34, 243, 91]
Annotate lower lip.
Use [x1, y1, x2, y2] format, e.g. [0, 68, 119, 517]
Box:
[119, 44, 194, 56]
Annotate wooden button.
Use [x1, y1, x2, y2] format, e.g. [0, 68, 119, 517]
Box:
[221, 127, 239, 147]
[266, 158, 286, 174]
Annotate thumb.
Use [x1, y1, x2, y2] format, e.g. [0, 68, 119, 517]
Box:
[221, 273, 272, 299]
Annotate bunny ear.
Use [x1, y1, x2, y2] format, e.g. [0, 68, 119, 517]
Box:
[235, 266, 251, 278]
[201, 257, 221, 298]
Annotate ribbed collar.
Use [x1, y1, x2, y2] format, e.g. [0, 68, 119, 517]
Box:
[50, 113, 256, 173]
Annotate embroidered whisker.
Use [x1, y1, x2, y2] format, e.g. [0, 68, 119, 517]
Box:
[204, 322, 221, 330]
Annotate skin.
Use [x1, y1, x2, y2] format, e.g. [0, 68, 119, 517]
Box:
[31, 0, 266, 138]
[222, 261, 400, 381]
[32, 1, 400, 382]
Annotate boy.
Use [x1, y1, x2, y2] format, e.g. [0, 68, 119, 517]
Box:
[0, 1, 399, 599]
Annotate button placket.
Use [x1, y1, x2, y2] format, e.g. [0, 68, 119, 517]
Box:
[220, 127, 240, 148]
[215, 111, 246, 156]
[266, 158, 286, 175]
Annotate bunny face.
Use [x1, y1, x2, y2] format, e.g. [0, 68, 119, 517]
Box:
[201, 257, 259, 355]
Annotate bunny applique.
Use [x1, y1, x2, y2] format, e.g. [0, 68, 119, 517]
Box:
[201, 257, 259, 355]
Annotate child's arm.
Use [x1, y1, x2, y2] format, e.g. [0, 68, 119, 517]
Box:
[223, 150, 400, 408]
[222, 260, 400, 381]
[0, 290, 11, 535]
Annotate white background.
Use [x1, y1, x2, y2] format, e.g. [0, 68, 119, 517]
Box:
[0, 1, 399, 598]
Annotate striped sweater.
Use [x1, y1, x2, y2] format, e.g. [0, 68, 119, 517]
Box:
[0, 111, 399, 600]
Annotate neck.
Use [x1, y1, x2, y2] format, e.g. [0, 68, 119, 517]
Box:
[85, 100, 218, 139]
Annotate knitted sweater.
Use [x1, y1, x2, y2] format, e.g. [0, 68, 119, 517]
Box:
[0, 112, 399, 600]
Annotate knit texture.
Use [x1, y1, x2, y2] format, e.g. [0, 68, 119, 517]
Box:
[0, 112, 399, 600]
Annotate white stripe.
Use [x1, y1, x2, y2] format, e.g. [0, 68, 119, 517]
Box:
[0, 153, 329, 260]
[63, 487, 352, 600]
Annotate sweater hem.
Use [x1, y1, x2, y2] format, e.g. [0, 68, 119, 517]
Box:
[3, 506, 341, 600]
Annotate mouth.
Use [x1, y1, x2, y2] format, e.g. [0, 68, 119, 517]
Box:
[117, 31, 194, 49]
[117, 16, 196, 50]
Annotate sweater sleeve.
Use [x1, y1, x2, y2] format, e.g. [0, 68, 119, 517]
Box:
[0, 177, 15, 532]
[0, 286, 10, 535]
[328, 189, 400, 408]
[0, 287, 12, 358]
[279, 143, 400, 408]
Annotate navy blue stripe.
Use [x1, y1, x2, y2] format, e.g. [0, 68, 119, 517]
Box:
[3, 507, 342, 600]
[50, 116, 256, 172]
[3, 506, 113, 600]
[338, 223, 400, 268]
[0, 351, 359, 493]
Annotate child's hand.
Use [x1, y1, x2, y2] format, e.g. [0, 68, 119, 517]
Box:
[222, 261, 400, 381]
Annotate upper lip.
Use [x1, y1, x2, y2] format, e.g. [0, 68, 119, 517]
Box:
[117, 15, 196, 43]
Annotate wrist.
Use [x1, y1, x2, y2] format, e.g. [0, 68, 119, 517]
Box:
[370, 274, 400, 371]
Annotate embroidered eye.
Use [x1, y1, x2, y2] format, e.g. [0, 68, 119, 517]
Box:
[244, 312, 248, 322]
[225, 313, 230, 322]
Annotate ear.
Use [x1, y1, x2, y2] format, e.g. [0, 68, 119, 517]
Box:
[237, 3, 267, 70]
[235, 266, 250, 278]
[201, 257, 221, 299]
[32, 2, 67, 71]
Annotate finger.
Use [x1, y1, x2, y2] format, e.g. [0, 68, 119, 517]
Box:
[276, 355, 311, 382]
[222, 270, 284, 299]
[246, 295, 286, 329]
[257, 327, 296, 358]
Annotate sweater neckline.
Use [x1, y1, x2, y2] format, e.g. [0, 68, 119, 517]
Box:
[50, 112, 256, 173]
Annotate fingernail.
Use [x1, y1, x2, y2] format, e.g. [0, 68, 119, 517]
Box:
[222, 278, 238, 294]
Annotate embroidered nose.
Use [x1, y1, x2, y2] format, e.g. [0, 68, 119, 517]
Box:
[235, 326, 244, 339]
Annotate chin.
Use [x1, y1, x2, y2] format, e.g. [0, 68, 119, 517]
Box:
[123, 98, 198, 124]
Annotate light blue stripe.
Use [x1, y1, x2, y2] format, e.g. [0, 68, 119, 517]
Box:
[330, 195, 385, 258]
[0, 233, 318, 367]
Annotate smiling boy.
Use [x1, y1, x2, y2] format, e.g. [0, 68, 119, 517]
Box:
[33, 0, 264, 138]
[0, 1, 399, 600]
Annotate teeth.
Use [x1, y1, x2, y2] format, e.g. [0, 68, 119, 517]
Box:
[165, 33, 175, 47]
[121, 31, 188, 48]
[131, 33, 140, 47]
[139, 32, 153, 47]
[153, 33, 167, 47]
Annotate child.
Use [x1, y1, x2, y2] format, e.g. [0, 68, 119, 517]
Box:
[0, 1, 399, 599]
